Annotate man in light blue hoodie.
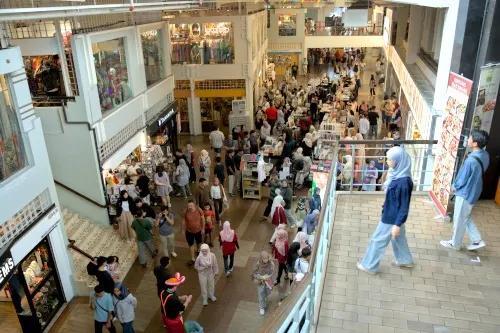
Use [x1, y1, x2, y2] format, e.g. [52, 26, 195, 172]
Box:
[441, 130, 489, 251]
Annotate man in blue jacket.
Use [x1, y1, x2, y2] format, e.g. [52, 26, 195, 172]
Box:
[441, 130, 489, 251]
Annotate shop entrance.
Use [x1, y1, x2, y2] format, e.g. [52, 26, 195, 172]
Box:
[0, 238, 65, 333]
[267, 53, 299, 76]
[200, 97, 232, 133]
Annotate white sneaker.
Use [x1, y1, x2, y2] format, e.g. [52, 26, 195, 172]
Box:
[17, 309, 30, 316]
[203, 299, 208, 306]
[440, 240, 461, 250]
[467, 240, 486, 251]
[356, 262, 376, 275]
[226, 271, 231, 277]
[391, 260, 414, 268]
[170, 252, 177, 258]
[209, 295, 217, 302]
[260, 308, 265, 316]
[168, 203, 172, 208]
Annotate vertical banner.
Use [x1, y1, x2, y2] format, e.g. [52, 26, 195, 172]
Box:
[430, 73, 473, 216]
[471, 64, 500, 133]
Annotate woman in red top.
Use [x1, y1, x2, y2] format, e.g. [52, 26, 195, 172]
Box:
[219, 221, 239, 276]
[272, 200, 287, 227]
[272, 229, 289, 285]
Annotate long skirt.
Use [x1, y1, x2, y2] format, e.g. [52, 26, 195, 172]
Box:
[118, 211, 135, 240]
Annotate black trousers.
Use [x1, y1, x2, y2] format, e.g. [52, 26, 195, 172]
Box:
[276, 262, 287, 282]
[213, 198, 223, 222]
[263, 198, 273, 217]
[95, 320, 117, 333]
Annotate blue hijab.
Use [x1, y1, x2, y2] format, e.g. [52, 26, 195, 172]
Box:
[384, 146, 411, 189]
[114, 282, 129, 300]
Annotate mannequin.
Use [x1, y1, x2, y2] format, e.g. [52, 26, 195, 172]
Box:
[257, 154, 266, 183]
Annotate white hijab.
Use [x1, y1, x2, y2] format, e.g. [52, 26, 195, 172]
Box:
[270, 188, 284, 217]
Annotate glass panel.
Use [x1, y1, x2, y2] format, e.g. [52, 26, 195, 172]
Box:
[141, 29, 165, 87]
[0, 75, 27, 182]
[170, 22, 234, 65]
[32, 275, 62, 329]
[92, 37, 132, 114]
[278, 14, 297, 36]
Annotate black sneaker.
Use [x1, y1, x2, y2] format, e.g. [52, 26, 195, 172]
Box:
[274, 279, 280, 286]
[187, 260, 195, 266]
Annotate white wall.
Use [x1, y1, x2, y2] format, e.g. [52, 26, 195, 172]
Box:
[10, 38, 59, 56]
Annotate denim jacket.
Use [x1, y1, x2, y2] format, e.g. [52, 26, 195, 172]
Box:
[453, 150, 489, 205]
[381, 177, 413, 227]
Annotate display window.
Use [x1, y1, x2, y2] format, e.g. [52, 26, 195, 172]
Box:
[169, 22, 234, 65]
[278, 14, 297, 36]
[200, 97, 232, 133]
[23, 55, 64, 99]
[0, 75, 27, 183]
[92, 37, 132, 114]
[141, 29, 166, 87]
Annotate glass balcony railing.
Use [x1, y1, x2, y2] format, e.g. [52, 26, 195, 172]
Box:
[307, 24, 383, 37]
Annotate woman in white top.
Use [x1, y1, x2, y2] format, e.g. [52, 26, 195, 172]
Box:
[119, 176, 138, 199]
[210, 178, 226, 226]
[199, 149, 211, 182]
[154, 165, 171, 207]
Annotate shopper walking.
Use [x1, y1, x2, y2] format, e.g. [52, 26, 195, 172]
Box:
[263, 172, 281, 218]
[160, 273, 192, 333]
[115, 190, 136, 241]
[112, 283, 137, 333]
[281, 180, 296, 227]
[181, 200, 205, 265]
[252, 251, 275, 315]
[369, 74, 376, 96]
[175, 159, 192, 199]
[154, 166, 171, 207]
[358, 114, 370, 140]
[184, 144, 197, 183]
[210, 177, 227, 226]
[194, 244, 219, 306]
[153, 256, 172, 296]
[195, 178, 211, 210]
[441, 130, 489, 251]
[90, 285, 117, 333]
[265, 102, 278, 129]
[225, 150, 236, 196]
[308, 187, 322, 213]
[357, 146, 414, 274]
[234, 150, 243, 193]
[155, 205, 177, 258]
[219, 221, 239, 276]
[135, 169, 150, 205]
[303, 210, 320, 235]
[199, 149, 211, 182]
[209, 125, 225, 155]
[131, 210, 158, 267]
[272, 229, 289, 286]
[95, 256, 115, 294]
[367, 106, 379, 139]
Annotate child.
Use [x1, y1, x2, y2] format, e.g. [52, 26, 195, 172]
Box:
[272, 229, 289, 286]
[295, 197, 307, 230]
[203, 203, 215, 247]
[106, 256, 119, 281]
[214, 157, 225, 185]
[294, 247, 311, 275]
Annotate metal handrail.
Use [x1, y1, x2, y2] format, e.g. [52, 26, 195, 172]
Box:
[54, 180, 108, 209]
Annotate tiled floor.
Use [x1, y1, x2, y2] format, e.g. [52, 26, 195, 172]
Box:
[318, 193, 500, 333]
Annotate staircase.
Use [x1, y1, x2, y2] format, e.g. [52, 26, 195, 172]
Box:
[62, 209, 138, 296]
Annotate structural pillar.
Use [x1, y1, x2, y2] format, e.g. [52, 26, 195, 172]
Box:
[395, 6, 409, 47]
[406, 5, 423, 64]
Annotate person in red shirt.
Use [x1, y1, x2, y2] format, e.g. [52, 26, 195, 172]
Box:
[265, 102, 278, 129]
[219, 221, 240, 276]
[272, 229, 289, 285]
[203, 203, 215, 247]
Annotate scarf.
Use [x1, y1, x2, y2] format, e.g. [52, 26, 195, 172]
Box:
[200, 149, 209, 159]
[197, 244, 213, 267]
[179, 159, 190, 175]
[275, 229, 288, 256]
[384, 146, 412, 189]
[270, 193, 284, 218]
[114, 282, 129, 300]
[220, 221, 235, 242]
[252, 251, 274, 277]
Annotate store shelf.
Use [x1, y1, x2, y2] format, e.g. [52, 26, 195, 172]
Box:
[244, 187, 260, 191]
[29, 268, 53, 297]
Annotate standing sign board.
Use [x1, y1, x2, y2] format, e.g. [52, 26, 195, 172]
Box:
[430, 73, 473, 216]
[471, 64, 500, 134]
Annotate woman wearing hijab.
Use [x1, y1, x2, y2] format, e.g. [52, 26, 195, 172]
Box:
[263, 172, 281, 219]
[269, 188, 284, 219]
[272, 229, 289, 286]
[292, 147, 304, 161]
[184, 144, 197, 183]
[295, 156, 312, 189]
[116, 190, 136, 241]
[391, 103, 402, 129]
[308, 187, 322, 213]
[175, 159, 192, 199]
[219, 221, 239, 276]
[357, 146, 414, 274]
[198, 149, 211, 182]
[301, 133, 313, 157]
[260, 121, 271, 147]
[113, 282, 137, 333]
[251, 251, 275, 315]
[154, 166, 171, 208]
[362, 161, 378, 192]
[194, 244, 219, 306]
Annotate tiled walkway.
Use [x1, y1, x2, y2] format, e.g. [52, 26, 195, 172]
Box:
[318, 193, 500, 333]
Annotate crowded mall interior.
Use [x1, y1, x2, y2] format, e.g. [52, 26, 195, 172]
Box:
[1, 1, 500, 333]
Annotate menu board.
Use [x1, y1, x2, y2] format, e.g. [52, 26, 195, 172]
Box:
[430, 72, 473, 216]
[471, 64, 500, 134]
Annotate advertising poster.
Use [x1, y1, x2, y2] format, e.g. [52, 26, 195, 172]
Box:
[430, 73, 473, 216]
[471, 64, 500, 133]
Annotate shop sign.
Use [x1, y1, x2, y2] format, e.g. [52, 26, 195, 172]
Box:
[158, 109, 176, 127]
[148, 102, 178, 134]
[430, 72, 473, 217]
[204, 24, 230, 36]
[141, 30, 158, 38]
[0, 249, 15, 288]
[471, 63, 500, 134]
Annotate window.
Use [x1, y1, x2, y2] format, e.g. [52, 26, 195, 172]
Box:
[92, 37, 132, 114]
[141, 29, 166, 87]
[170, 22, 234, 65]
[278, 14, 297, 36]
[0, 75, 27, 182]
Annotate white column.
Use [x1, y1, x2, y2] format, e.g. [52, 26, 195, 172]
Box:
[395, 6, 410, 47]
[406, 5, 423, 64]
[432, 9, 445, 61]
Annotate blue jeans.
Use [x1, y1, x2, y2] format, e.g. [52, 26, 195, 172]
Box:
[223, 254, 234, 272]
[360, 221, 413, 272]
[452, 196, 482, 248]
[284, 209, 296, 227]
[121, 321, 134, 333]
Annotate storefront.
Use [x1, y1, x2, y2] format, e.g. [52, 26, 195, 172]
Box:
[170, 22, 235, 65]
[146, 101, 179, 154]
[0, 205, 71, 333]
[267, 52, 300, 76]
